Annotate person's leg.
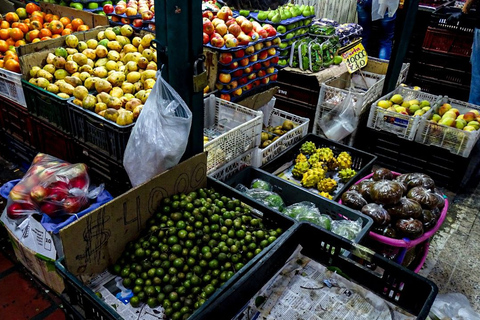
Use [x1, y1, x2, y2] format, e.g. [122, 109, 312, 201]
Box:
[357, 0, 372, 51]
[469, 28, 480, 105]
[378, 12, 396, 60]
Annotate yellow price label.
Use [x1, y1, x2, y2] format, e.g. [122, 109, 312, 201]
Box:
[341, 43, 368, 73]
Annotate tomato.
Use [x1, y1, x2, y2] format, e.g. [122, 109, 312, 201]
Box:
[5, 59, 20, 73]
[0, 21, 9, 29]
[9, 28, 24, 41]
[25, 30, 39, 42]
[5, 12, 19, 24]
[39, 28, 52, 38]
[48, 20, 64, 35]
[0, 40, 8, 52]
[77, 25, 89, 31]
[26, 3, 40, 15]
[59, 17, 71, 26]
[0, 29, 9, 40]
[61, 28, 72, 36]
[71, 18, 84, 31]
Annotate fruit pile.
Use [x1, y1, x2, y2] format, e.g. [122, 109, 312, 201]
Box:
[27, 27, 156, 126]
[6, 153, 94, 221]
[429, 102, 480, 131]
[252, 4, 315, 24]
[260, 120, 295, 148]
[105, 0, 154, 31]
[341, 168, 445, 240]
[0, 3, 90, 73]
[67, 1, 108, 14]
[110, 188, 285, 317]
[290, 141, 357, 199]
[376, 93, 432, 117]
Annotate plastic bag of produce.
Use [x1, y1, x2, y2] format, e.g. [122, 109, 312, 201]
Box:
[250, 179, 273, 191]
[318, 90, 358, 141]
[2, 153, 107, 224]
[331, 218, 362, 241]
[430, 293, 480, 320]
[123, 71, 192, 187]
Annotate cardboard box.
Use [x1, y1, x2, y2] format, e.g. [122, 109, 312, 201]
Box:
[16, 3, 109, 57]
[237, 86, 279, 110]
[60, 153, 208, 278]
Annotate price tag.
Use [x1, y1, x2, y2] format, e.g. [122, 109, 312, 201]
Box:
[341, 43, 368, 73]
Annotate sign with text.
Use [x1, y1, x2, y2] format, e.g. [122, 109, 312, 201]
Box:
[341, 43, 368, 73]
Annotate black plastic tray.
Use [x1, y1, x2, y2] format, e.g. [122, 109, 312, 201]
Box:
[193, 222, 438, 320]
[261, 134, 377, 201]
[220, 166, 374, 243]
[55, 177, 297, 320]
[430, 2, 476, 33]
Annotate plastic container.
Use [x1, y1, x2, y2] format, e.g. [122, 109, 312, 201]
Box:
[204, 95, 263, 172]
[55, 177, 297, 320]
[415, 97, 480, 157]
[193, 222, 438, 320]
[0, 131, 37, 172]
[31, 116, 76, 163]
[67, 99, 134, 163]
[0, 97, 35, 147]
[430, 3, 476, 33]
[207, 148, 257, 181]
[416, 60, 471, 86]
[22, 79, 71, 133]
[367, 86, 441, 141]
[260, 133, 377, 201]
[220, 166, 374, 243]
[0, 68, 26, 107]
[254, 108, 309, 167]
[422, 26, 473, 57]
[312, 71, 385, 136]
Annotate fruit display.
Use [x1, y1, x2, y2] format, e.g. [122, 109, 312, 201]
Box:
[105, 0, 155, 32]
[249, 4, 315, 24]
[27, 28, 156, 126]
[237, 179, 363, 241]
[260, 119, 295, 148]
[110, 187, 285, 316]
[428, 102, 480, 131]
[376, 93, 432, 117]
[287, 36, 342, 71]
[0, 4, 90, 73]
[310, 19, 363, 47]
[282, 141, 357, 199]
[5, 153, 102, 221]
[341, 168, 446, 240]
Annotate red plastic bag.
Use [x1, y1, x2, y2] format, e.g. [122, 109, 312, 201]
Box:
[6, 153, 94, 221]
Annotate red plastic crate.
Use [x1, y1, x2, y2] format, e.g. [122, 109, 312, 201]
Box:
[422, 27, 473, 57]
[31, 117, 76, 163]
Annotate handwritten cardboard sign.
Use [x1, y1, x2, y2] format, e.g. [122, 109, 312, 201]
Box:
[341, 43, 368, 74]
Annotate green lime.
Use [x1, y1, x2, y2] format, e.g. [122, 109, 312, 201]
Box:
[88, 2, 99, 9]
[147, 297, 158, 308]
[130, 296, 140, 308]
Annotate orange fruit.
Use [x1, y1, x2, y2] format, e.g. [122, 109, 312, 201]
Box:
[59, 17, 71, 26]
[51, 15, 59, 21]
[61, 28, 72, 36]
[25, 29, 39, 42]
[24, 18, 30, 24]
[14, 39, 25, 47]
[32, 38, 41, 43]
[0, 40, 8, 52]
[0, 21, 9, 29]
[77, 25, 89, 31]
[5, 58, 20, 73]
[44, 14, 54, 23]
[0, 60, 4, 68]
[71, 18, 83, 31]
[11, 22, 19, 28]
[17, 23, 29, 35]
[48, 20, 64, 34]
[31, 15, 44, 25]
[5, 12, 19, 24]
[39, 28, 52, 37]
[40, 36, 51, 41]
[30, 20, 42, 30]
[26, 3, 40, 14]
[52, 34, 60, 39]
[5, 38, 15, 47]
[65, 23, 73, 30]
[0, 29, 9, 40]
[9, 28, 23, 41]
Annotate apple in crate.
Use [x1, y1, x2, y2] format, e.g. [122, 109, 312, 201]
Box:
[64, 196, 89, 214]
[228, 24, 242, 37]
[234, 50, 245, 58]
[270, 74, 278, 81]
[219, 53, 233, 64]
[142, 10, 154, 21]
[257, 70, 266, 77]
[253, 63, 261, 70]
[244, 66, 253, 74]
[203, 18, 214, 35]
[266, 67, 275, 74]
[237, 34, 252, 46]
[232, 69, 243, 78]
[41, 202, 61, 218]
[103, 4, 114, 14]
[258, 50, 268, 60]
[220, 93, 231, 101]
[217, 6, 233, 21]
[218, 73, 232, 84]
[30, 185, 48, 203]
[249, 54, 258, 62]
[210, 34, 225, 48]
[263, 24, 277, 37]
[202, 10, 213, 20]
[239, 58, 249, 67]
[203, 32, 210, 44]
[7, 203, 27, 220]
[230, 61, 239, 70]
[257, 28, 268, 39]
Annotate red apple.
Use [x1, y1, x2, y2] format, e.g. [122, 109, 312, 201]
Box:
[203, 32, 210, 44]
[235, 16, 247, 25]
[241, 20, 253, 34]
[226, 80, 238, 90]
[121, 18, 131, 24]
[203, 18, 214, 35]
[41, 202, 61, 218]
[253, 63, 261, 70]
[142, 10, 154, 21]
[238, 77, 248, 85]
[232, 69, 243, 78]
[217, 6, 233, 21]
[133, 19, 144, 28]
[239, 58, 249, 66]
[202, 10, 213, 20]
[270, 74, 277, 81]
[220, 94, 231, 101]
[64, 196, 88, 214]
[267, 47, 276, 56]
[30, 185, 47, 204]
[261, 77, 270, 85]
[215, 23, 228, 36]
[229, 61, 239, 69]
[225, 18, 237, 27]
[263, 24, 277, 37]
[262, 60, 271, 67]
[248, 31, 259, 42]
[244, 66, 252, 74]
[103, 4, 114, 14]
[219, 52, 233, 64]
[232, 88, 243, 97]
[7, 203, 26, 220]
[249, 54, 258, 62]
[234, 50, 245, 58]
[237, 33, 251, 46]
[9, 184, 28, 201]
[271, 56, 279, 64]
[253, 80, 260, 87]
[247, 73, 256, 80]
[228, 24, 242, 38]
[218, 73, 232, 84]
[210, 34, 225, 48]
[257, 70, 266, 77]
[266, 67, 275, 74]
[243, 83, 253, 91]
[258, 50, 268, 60]
[257, 28, 268, 39]
[245, 45, 254, 55]
[69, 176, 88, 190]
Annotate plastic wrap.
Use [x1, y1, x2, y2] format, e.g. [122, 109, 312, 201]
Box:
[331, 218, 362, 241]
[251, 179, 272, 191]
[283, 201, 318, 218]
[123, 70, 192, 187]
[369, 180, 403, 205]
[318, 90, 358, 141]
[361, 203, 391, 226]
[372, 225, 397, 238]
[4, 153, 103, 223]
[395, 218, 424, 239]
[386, 197, 422, 219]
[406, 186, 439, 210]
[405, 173, 436, 190]
[430, 293, 480, 320]
[372, 168, 394, 181]
[341, 190, 368, 210]
[237, 184, 285, 211]
[358, 179, 375, 202]
[419, 209, 438, 230]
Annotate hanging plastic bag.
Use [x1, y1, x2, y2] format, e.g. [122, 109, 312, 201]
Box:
[123, 71, 192, 187]
[372, 0, 399, 21]
[318, 90, 358, 141]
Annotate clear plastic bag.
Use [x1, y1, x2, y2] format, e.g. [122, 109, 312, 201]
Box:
[123, 71, 192, 187]
[430, 293, 480, 320]
[318, 90, 358, 141]
[5, 153, 102, 223]
[250, 179, 272, 191]
[331, 218, 362, 241]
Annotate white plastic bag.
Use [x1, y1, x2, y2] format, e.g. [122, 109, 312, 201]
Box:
[430, 293, 480, 320]
[123, 71, 192, 187]
[319, 90, 358, 141]
[372, 0, 399, 21]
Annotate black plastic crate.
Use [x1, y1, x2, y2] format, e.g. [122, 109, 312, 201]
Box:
[261, 133, 377, 201]
[0, 98, 35, 147]
[68, 99, 134, 163]
[430, 3, 476, 33]
[31, 116, 76, 163]
[195, 222, 438, 320]
[0, 131, 37, 172]
[413, 75, 470, 102]
[416, 61, 471, 86]
[22, 79, 71, 133]
[55, 177, 297, 320]
[417, 49, 471, 71]
[220, 166, 373, 243]
[74, 142, 132, 197]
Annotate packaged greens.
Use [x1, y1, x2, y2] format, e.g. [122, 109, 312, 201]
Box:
[331, 218, 362, 241]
